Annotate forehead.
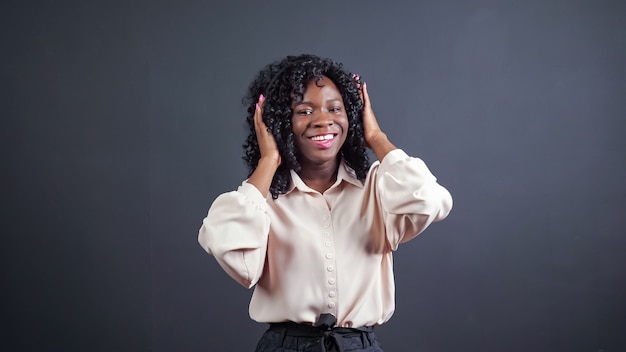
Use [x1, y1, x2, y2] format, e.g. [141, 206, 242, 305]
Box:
[302, 76, 341, 97]
[305, 75, 337, 88]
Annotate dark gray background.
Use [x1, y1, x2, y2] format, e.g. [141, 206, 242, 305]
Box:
[2, 0, 625, 351]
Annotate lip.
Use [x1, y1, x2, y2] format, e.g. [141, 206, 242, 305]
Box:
[307, 132, 337, 139]
[307, 133, 338, 149]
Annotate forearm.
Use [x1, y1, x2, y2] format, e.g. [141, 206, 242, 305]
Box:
[247, 156, 280, 197]
[367, 132, 397, 162]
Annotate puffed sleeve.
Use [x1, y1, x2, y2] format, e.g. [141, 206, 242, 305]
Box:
[375, 149, 453, 250]
[198, 181, 270, 288]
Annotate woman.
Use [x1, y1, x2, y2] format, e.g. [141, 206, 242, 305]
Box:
[198, 54, 453, 351]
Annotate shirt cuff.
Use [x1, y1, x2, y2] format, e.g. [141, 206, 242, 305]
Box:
[239, 181, 268, 212]
[378, 149, 409, 171]
[377, 149, 436, 181]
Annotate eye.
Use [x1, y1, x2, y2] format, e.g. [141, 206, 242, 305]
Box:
[297, 109, 313, 115]
[328, 106, 343, 113]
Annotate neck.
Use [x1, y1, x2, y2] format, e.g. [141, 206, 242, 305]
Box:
[298, 159, 340, 194]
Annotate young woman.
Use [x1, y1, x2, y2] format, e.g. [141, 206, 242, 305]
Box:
[198, 54, 453, 351]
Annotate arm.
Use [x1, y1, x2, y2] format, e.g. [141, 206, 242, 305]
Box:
[355, 76, 452, 248]
[198, 183, 270, 288]
[198, 94, 281, 288]
[376, 150, 453, 249]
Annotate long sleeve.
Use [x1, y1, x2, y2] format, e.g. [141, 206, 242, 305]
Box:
[197, 150, 452, 326]
[375, 149, 453, 249]
[198, 182, 270, 288]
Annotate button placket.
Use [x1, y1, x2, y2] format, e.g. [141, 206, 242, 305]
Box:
[321, 210, 337, 313]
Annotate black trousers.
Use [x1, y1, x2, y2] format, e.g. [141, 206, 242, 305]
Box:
[254, 314, 384, 352]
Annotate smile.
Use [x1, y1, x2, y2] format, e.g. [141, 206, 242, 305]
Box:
[308, 133, 337, 149]
[310, 134, 336, 141]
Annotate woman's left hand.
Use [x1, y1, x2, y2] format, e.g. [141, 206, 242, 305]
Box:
[353, 74, 397, 159]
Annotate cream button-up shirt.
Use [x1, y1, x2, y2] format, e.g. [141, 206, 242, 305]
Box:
[198, 149, 452, 327]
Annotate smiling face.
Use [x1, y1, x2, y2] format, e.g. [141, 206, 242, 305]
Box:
[291, 76, 349, 169]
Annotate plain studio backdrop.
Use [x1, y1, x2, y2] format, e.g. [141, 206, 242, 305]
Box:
[2, 0, 625, 351]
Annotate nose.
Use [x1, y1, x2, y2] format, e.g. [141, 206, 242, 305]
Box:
[312, 110, 333, 127]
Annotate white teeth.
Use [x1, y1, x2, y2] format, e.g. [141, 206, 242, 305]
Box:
[311, 134, 334, 141]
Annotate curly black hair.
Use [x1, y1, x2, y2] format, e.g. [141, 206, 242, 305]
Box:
[242, 54, 370, 199]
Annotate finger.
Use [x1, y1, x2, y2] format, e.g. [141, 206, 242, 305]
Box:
[351, 73, 362, 88]
[352, 73, 364, 102]
[253, 94, 265, 132]
[362, 81, 371, 109]
[253, 100, 261, 132]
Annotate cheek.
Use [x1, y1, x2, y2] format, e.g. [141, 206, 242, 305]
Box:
[340, 115, 350, 130]
[291, 118, 302, 134]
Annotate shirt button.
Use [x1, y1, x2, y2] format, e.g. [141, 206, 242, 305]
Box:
[329, 291, 336, 298]
[327, 265, 334, 272]
[323, 223, 330, 228]
[323, 215, 329, 220]
[325, 241, 331, 247]
[328, 302, 336, 309]
[328, 278, 335, 285]
[325, 253, 332, 259]
[324, 233, 330, 237]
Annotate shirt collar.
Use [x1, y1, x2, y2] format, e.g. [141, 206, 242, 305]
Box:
[286, 159, 364, 195]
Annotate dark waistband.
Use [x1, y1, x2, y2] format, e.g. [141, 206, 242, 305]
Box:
[267, 314, 377, 352]
[269, 321, 375, 337]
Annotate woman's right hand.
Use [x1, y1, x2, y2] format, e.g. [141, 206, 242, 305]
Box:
[248, 94, 281, 197]
[254, 94, 281, 167]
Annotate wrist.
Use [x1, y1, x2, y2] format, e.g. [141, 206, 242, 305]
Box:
[367, 133, 397, 161]
[258, 155, 281, 169]
[366, 131, 388, 147]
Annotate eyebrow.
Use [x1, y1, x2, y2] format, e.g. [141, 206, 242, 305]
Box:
[297, 99, 343, 105]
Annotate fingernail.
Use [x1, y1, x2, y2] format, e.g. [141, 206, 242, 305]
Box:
[259, 94, 265, 101]
[363, 82, 367, 89]
[256, 103, 259, 110]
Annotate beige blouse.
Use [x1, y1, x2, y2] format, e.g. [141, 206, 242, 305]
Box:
[198, 149, 453, 327]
